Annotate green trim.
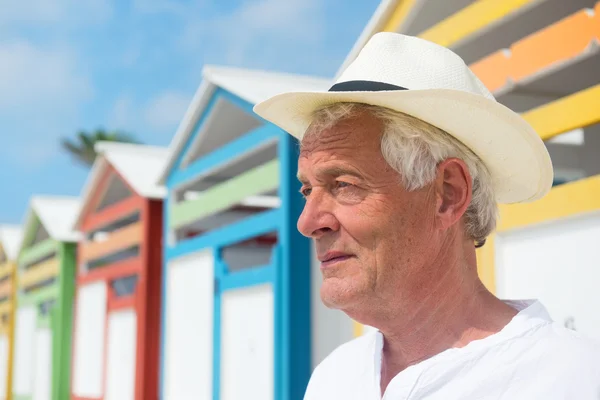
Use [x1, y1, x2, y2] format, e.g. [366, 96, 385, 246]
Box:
[170, 159, 280, 229]
[17, 283, 59, 307]
[18, 238, 57, 268]
[11, 243, 77, 400]
[52, 242, 76, 400]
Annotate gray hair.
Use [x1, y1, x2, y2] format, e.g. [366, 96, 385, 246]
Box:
[305, 103, 497, 246]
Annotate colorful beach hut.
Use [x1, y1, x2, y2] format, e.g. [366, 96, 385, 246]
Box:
[158, 66, 335, 400]
[0, 225, 22, 400]
[12, 196, 80, 400]
[342, 0, 600, 337]
[70, 142, 168, 400]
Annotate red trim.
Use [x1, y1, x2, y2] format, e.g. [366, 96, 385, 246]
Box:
[107, 295, 135, 311]
[135, 200, 163, 400]
[77, 257, 143, 285]
[71, 197, 163, 400]
[82, 195, 144, 233]
[78, 163, 140, 231]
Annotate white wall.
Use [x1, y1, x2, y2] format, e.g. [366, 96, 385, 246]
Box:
[164, 250, 214, 400]
[496, 212, 600, 338]
[105, 309, 137, 400]
[72, 281, 107, 398]
[32, 328, 52, 400]
[220, 284, 273, 400]
[13, 306, 36, 396]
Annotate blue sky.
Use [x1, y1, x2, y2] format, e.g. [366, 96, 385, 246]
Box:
[0, 0, 380, 224]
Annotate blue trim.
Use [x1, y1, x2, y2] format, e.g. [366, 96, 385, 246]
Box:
[161, 83, 305, 400]
[166, 88, 260, 187]
[278, 131, 312, 400]
[273, 241, 284, 400]
[220, 264, 275, 291]
[160, 81, 313, 399]
[218, 88, 259, 115]
[158, 194, 170, 399]
[169, 124, 280, 188]
[212, 249, 224, 400]
[166, 209, 281, 260]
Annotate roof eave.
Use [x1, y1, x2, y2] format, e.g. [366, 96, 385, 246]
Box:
[73, 156, 109, 230]
[157, 78, 217, 186]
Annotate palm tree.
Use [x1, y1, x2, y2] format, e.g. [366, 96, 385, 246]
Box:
[61, 129, 140, 167]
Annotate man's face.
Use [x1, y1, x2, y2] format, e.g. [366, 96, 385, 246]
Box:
[297, 111, 439, 314]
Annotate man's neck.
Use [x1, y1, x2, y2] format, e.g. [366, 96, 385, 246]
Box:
[379, 287, 516, 385]
[375, 240, 518, 395]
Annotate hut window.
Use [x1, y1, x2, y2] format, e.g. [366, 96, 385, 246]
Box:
[111, 274, 139, 297]
[221, 231, 278, 272]
[39, 299, 56, 315]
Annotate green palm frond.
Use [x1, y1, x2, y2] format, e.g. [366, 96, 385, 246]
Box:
[60, 129, 141, 168]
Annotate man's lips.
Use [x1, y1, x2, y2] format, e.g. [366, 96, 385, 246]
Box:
[318, 251, 354, 267]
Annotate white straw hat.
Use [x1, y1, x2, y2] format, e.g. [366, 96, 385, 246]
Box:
[253, 32, 553, 204]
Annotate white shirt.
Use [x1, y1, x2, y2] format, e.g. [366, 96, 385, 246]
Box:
[305, 301, 600, 399]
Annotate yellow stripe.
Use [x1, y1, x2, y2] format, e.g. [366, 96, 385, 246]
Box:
[6, 264, 16, 399]
[498, 176, 600, 232]
[0, 301, 11, 316]
[419, 0, 538, 47]
[19, 256, 59, 289]
[475, 234, 496, 293]
[353, 320, 364, 337]
[0, 261, 13, 279]
[522, 84, 600, 141]
[382, 0, 418, 32]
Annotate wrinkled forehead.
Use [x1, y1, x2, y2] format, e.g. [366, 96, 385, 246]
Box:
[299, 111, 385, 156]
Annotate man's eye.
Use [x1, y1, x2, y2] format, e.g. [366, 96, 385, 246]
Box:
[300, 187, 312, 197]
[336, 181, 352, 189]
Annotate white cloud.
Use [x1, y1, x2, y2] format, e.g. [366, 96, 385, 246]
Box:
[0, 39, 92, 168]
[0, 0, 112, 27]
[0, 40, 92, 112]
[143, 91, 191, 130]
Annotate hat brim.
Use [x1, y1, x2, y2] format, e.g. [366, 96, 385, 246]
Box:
[253, 88, 553, 204]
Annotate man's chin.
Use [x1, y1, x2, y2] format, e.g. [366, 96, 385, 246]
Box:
[320, 281, 362, 310]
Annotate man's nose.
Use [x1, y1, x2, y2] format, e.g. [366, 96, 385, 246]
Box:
[297, 191, 340, 239]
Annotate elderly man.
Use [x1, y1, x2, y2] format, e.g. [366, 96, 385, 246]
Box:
[254, 33, 600, 399]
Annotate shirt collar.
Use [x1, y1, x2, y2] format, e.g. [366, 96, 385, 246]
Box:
[371, 299, 553, 395]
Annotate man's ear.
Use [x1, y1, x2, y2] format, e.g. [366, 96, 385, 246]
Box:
[433, 158, 472, 231]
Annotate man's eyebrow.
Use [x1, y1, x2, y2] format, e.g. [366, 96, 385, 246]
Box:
[297, 172, 308, 183]
[320, 166, 363, 179]
[297, 166, 364, 183]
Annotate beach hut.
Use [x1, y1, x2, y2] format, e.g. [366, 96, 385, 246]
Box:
[12, 196, 80, 400]
[70, 142, 168, 400]
[0, 225, 22, 400]
[342, 0, 600, 337]
[158, 65, 347, 400]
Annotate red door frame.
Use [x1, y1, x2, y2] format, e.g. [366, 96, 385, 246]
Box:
[70, 164, 162, 400]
